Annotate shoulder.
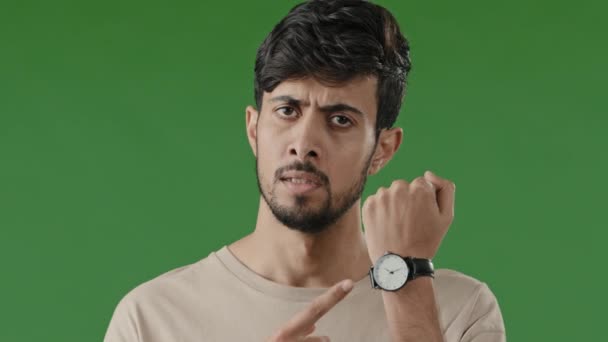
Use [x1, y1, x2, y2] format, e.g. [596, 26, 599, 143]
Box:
[112, 251, 222, 311]
[105, 254, 220, 340]
[433, 268, 501, 309]
[434, 268, 487, 296]
[433, 268, 506, 339]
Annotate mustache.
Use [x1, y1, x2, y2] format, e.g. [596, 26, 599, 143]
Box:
[275, 161, 329, 186]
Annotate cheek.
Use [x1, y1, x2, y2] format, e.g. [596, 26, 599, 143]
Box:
[256, 132, 281, 184]
[256, 120, 282, 152]
[327, 149, 367, 183]
[339, 142, 369, 166]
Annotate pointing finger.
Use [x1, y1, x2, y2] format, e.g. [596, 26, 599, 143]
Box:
[281, 279, 353, 338]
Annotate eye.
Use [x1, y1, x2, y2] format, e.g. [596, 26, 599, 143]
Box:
[276, 106, 297, 118]
[330, 115, 353, 127]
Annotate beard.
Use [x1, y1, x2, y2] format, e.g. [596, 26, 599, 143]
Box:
[254, 147, 375, 235]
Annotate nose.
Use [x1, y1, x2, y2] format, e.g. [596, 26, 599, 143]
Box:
[287, 115, 322, 161]
[290, 145, 318, 159]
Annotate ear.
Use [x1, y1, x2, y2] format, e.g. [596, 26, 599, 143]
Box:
[246, 105, 259, 157]
[367, 127, 403, 176]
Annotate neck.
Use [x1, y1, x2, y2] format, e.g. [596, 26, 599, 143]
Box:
[228, 196, 373, 288]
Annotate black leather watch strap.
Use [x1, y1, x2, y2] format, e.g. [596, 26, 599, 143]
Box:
[404, 257, 435, 280]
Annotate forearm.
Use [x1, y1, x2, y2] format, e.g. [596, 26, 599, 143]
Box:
[381, 277, 444, 342]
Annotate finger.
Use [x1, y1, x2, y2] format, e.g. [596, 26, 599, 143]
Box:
[303, 324, 315, 335]
[269, 315, 316, 340]
[281, 279, 353, 337]
[301, 336, 331, 342]
[410, 177, 435, 193]
[424, 170, 455, 216]
[424, 179, 435, 192]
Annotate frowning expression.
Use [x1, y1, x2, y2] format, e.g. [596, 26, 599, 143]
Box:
[248, 75, 380, 234]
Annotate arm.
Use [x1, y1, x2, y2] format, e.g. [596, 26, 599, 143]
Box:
[361, 170, 455, 342]
[382, 277, 444, 342]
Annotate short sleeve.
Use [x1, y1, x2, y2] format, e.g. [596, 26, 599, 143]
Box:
[460, 283, 506, 342]
[103, 294, 141, 342]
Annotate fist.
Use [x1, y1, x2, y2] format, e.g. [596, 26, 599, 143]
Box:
[362, 170, 456, 261]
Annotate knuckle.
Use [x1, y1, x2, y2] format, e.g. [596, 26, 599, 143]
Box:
[411, 176, 426, 185]
[309, 301, 325, 318]
[332, 286, 345, 299]
[362, 197, 374, 212]
[375, 188, 386, 199]
[390, 179, 408, 193]
[410, 177, 430, 191]
[391, 179, 408, 188]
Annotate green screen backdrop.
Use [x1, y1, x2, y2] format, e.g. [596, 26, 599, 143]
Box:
[1, 0, 606, 341]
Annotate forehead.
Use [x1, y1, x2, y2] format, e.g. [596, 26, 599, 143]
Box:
[264, 75, 378, 120]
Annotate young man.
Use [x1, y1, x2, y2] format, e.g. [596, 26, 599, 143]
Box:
[104, 1, 506, 341]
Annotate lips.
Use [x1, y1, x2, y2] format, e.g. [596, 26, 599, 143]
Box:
[279, 171, 323, 186]
[280, 176, 322, 194]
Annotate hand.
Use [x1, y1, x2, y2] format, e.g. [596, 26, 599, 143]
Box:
[266, 279, 354, 342]
[362, 170, 456, 261]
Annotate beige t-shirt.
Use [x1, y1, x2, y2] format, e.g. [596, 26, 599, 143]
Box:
[104, 246, 506, 342]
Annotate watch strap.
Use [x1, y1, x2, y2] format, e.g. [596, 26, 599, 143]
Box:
[405, 257, 435, 280]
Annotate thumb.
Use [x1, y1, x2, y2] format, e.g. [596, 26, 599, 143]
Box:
[424, 170, 455, 217]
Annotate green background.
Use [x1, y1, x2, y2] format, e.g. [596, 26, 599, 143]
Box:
[1, 0, 606, 340]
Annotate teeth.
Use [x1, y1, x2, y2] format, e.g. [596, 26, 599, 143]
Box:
[286, 178, 315, 185]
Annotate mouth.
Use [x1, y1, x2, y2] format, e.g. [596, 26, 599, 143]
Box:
[280, 177, 322, 194]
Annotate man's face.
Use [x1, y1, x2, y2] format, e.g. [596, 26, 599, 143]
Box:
[252, 75, 380, 235]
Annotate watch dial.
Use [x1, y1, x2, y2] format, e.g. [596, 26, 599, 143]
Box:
[373, 253, 409, 291]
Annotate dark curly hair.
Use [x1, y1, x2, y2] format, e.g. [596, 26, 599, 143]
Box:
[253, 0, 412, 139]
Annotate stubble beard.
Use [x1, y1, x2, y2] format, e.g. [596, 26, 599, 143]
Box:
[254, 147, 375, 235]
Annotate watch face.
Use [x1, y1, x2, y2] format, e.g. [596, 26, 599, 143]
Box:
[373, 253, 409, 291]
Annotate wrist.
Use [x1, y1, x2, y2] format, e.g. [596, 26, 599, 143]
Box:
[398, 246, 435, 259]
[381, 276, 434, 296]
[369, 252, 435, 292]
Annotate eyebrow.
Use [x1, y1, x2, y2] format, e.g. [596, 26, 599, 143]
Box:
[268, 95, 366, 117]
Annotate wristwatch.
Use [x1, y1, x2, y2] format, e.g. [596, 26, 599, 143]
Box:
[369, 252, 435, 291]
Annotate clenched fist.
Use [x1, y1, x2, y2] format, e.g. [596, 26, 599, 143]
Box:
[362, 170, 456, 261]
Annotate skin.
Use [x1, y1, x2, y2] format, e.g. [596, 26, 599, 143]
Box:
[229, 74, 400, 289]
[229, 75, 454, 341]
[362, 170, 454, 342]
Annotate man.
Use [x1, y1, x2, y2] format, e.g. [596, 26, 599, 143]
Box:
[104, 0, 506, 341]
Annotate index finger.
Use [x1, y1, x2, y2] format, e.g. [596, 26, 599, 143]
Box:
[281, 279, 354, 337]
